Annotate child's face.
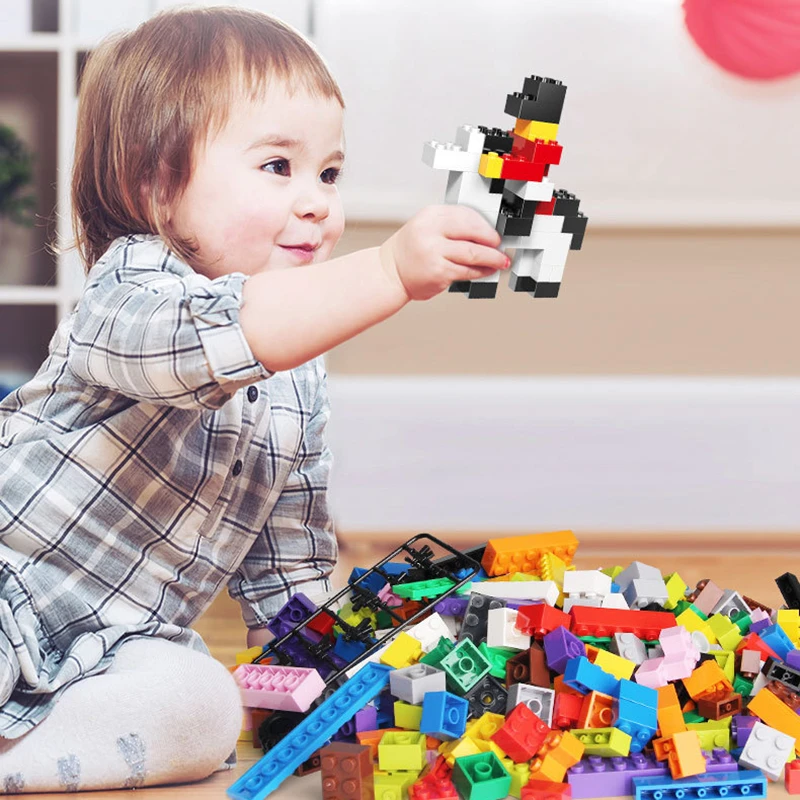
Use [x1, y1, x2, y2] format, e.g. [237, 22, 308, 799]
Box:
[170, 79, 346, 279]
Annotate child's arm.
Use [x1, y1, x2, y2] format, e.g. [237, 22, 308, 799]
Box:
[68, 239, 271, 409]
[240, 204, 509, 372]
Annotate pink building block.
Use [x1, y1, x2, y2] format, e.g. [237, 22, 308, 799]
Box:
[233, 663, 325, 713]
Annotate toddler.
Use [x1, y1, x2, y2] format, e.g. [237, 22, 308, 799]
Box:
[0, 5, 508, 793]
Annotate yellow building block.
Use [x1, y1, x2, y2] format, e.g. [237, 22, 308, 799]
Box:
[513, 118, 560, 143]
[439, 735, 481, 766]
[572, 727, 632, 757]
[378, 731, 426, 771]
[706, 614, 742, 651]
[778, 609, 800, 644]
[235, 645, 263, 664]
[675, 609, 717, 646]
[711, 650, 736, 683]
[474, 736, 510, 762]
[478, 152, 503, 179]
[482, 530, 579, 577]
[601, 566, 625, 580]
[393, 700, 422, 730]
[540, 552, 569, 584]
[663, 572, 688, 610]
[380, 632, 422, 669]
[748, 687, 800, 753]
[507, 761, 531, 798]
[686, 718, 732, 751]
[593, 649, 636, 681]
[465, 712, 506, 742]
[373, 770, 418, 800]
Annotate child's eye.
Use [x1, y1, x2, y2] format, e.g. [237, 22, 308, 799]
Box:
[261, 158, 290, 176]
[321, 167, 342, 185]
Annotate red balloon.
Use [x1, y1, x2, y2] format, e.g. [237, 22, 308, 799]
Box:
[683, 0, 800, 80]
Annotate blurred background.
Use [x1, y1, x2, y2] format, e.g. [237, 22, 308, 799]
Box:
[1, 1, 799, 649]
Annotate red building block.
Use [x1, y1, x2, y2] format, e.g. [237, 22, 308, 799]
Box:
[522, 779, 572, 800]
[786, 760, 800, 794]
[569, 607, 677, 640]
[320, 742, 373, 800]
[410, 756, 458, 800]
[517, 604, 572, 638]
[491, 702, 551, 762]
[553, 692, 583, 729]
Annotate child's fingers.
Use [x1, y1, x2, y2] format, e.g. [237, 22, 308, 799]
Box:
[444, 240, 510, 275]
[439, 205, 503, 248]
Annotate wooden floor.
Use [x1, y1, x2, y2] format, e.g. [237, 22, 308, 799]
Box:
[21, 531, 800, 799]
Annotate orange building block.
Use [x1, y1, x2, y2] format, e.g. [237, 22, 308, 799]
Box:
[682, 660, 733, 700]
[578, 691, 615, 729]
[653, 731, 707, 779]
[482, 531, 579, 577]
[749, 687, 800, 754]
[657, 685, 687, 737]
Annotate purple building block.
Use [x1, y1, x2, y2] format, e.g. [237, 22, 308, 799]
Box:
[354, 705, 378, 732]
[731, 714, 758, 747]
[568, 753, 669, 798]
[786, 650, 800, 670]
[544, 625, 586, 673]
[704, 748, 738, 773]
[434, 595, 470, 617]
[267, 593, 319, 638]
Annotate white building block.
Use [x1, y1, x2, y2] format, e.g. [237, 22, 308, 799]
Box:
[469, 580, 559, 606]
[487, 607, 530, 650]
[422, 141, 482, 172]
[455, 124, 487, 154]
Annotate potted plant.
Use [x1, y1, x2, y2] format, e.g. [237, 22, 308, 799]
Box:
[0, 123, 36, 247]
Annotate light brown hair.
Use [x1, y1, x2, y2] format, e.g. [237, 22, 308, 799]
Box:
[69, 5, 344, 272]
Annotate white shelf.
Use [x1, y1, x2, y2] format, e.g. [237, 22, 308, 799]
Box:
[0, 34, 62, 51]
[0, 286, 61, 305]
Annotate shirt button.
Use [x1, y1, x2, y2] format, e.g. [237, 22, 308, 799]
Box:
[247, 386, 258, 403]
[232, 460, 243, 476]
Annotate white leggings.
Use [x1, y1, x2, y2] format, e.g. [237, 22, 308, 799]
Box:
[0, 637, 243, 793]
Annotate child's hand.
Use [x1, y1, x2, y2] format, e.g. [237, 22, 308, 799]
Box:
[379, 205, 510, 301]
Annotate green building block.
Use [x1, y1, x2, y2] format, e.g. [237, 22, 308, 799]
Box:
[452, 751, 512, 800]
[392, 577, 455, 601]
[378, 731, 427, 771]
[479, 643, 518, 680]
[394, 700, 423, 730]
[373, 769, 418, 800]
[420, 636, 455, 670]
[572, 727, 632, 757]
[440, 639, 492, 695]
[733, 674, 754, 697]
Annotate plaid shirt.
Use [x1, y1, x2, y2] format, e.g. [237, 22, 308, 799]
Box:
[0, 233, 338, 739]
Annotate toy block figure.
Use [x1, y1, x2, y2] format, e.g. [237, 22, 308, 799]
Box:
[423, 75, 588, 300]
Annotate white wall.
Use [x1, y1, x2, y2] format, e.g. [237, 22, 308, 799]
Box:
[68, 0, 800, 227]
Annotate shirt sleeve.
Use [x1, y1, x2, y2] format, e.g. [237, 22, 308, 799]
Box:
[227, 357, 339, 628]
[67, 254, 272, 411]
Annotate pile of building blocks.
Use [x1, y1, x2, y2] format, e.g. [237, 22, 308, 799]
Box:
[423, 74, 588, 300]
[227, 530, 800, 800]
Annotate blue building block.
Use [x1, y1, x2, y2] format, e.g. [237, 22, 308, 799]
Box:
[758, 623, 794, 660]
[613, 680, 658, 753]
[420, 691, 469, 740]
[633, 770, 767, 800]
[563, 656, 620, 697]
[227, 662, 392, 800]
